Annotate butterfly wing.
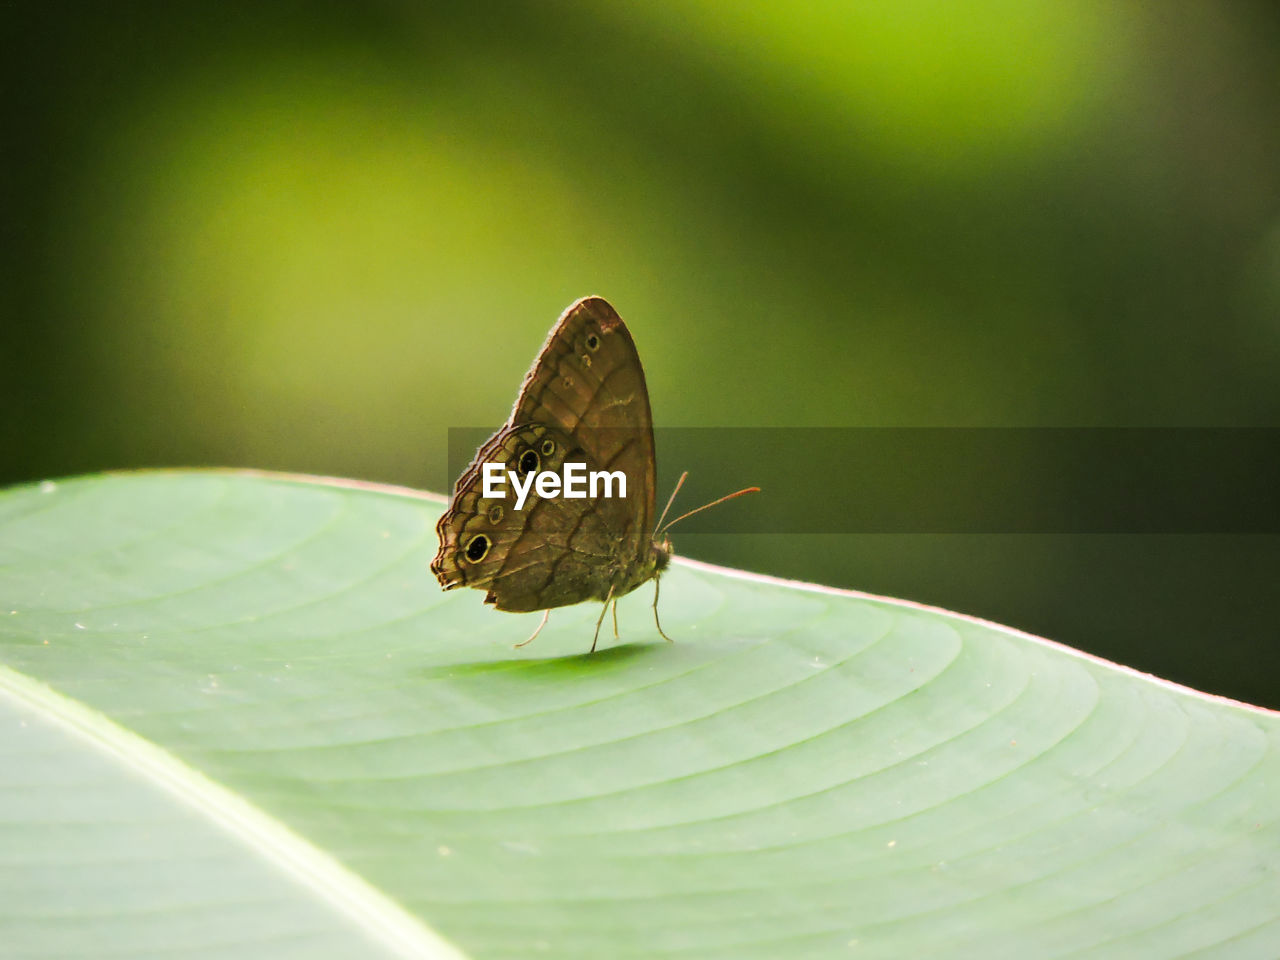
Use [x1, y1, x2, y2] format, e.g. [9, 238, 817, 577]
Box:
[432, 422, 625, 610]
[432, 297, 659, 612]
[510, 296, 657, 550]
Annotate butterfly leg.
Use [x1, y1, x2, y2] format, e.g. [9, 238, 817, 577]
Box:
[515, 608, 551, 648]
[611, 600, 619, 640]
[590, 585, 616, 653]
[652, 577, 674, 643]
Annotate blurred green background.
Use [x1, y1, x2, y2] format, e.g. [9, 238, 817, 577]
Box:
[5, 2, 1279, 705]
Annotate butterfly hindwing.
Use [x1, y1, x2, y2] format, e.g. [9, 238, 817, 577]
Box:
[432, 421, 633, 611]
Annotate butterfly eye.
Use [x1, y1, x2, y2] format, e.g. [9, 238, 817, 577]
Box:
[487, 503, 503, 524]
[518, 449, 540, 475]
[585, 333, 601, 351]
[463, 533, 490, 563]
[540, 438, 555, 457]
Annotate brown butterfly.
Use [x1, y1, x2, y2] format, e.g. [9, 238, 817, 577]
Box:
[432, 296, 756, 652]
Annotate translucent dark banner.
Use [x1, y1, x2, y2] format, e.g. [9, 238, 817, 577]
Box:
[445, 428, 1280, 534]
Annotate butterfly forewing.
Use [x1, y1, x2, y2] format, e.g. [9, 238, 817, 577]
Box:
[510, 297, 657, 541]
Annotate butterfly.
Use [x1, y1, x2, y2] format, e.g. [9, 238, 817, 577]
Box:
[431, 296, 756, 652]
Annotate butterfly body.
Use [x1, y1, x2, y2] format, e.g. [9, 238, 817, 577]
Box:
[432, 297, 670, 622]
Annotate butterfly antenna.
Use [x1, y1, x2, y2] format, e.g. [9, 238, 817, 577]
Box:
[653, 471, 689, 537]
[658, 483, 761, 536]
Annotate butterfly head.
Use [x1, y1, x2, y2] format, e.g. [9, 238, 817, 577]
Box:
[651, 535, 673, 575]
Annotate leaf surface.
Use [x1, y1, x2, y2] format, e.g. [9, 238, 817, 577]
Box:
[1, 472, 1276, 959]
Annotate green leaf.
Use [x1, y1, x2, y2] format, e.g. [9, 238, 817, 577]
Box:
[1, 471, 1277, 959]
